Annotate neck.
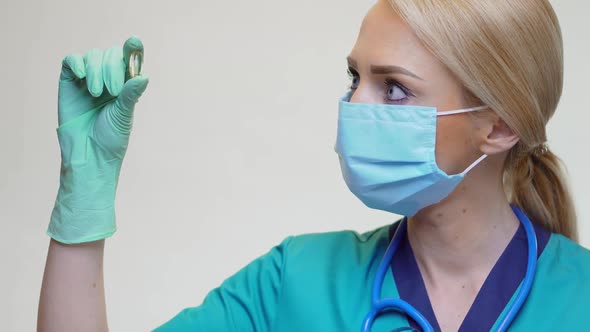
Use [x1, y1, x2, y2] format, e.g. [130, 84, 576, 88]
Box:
[406, 162, 520, 285]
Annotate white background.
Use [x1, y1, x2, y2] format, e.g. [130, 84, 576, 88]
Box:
[1, 0, 588, 330]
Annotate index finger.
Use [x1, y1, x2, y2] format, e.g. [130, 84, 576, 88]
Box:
[123, 35, 144, 62]
[123, 36, 144, 79]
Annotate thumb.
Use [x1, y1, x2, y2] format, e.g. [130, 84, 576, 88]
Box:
[109, 75, 149, 134]
[116, 75, 149, 112]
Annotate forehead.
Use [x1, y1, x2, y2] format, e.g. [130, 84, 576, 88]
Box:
[349, 0, 442, 76]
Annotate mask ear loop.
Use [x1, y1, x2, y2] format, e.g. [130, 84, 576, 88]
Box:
[461, 154, 488, 175]
[438, 105, 489, 116]
[437, 105, 490, 175]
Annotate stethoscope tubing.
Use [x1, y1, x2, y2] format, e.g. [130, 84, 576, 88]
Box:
[361, 205, 538, 332]
[495, 206, 538, 332]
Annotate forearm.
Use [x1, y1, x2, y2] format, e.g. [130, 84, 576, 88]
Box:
[38, 239, 108, 332]
[38, 36, 148, 332]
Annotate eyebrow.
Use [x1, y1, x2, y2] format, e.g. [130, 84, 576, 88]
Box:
[346, 56, 424, 81]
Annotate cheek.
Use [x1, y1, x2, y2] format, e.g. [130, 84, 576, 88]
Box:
[434, 115, 475, 174]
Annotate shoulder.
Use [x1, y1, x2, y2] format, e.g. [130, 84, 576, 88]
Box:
[272, 223, 395, 283]
[541, 233, 590, 275]
[517, 234, 590, 327]
[270, 225, 393, 317]
[535, 233, 590, 299]
[283, 224, 392, 263]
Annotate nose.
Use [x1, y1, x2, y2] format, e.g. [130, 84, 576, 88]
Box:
[348, 85, 381, 104]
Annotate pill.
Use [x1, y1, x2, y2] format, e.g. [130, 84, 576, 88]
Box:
[128, 50, 143, 78]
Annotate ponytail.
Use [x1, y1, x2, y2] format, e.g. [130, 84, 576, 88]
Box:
[505, 145, 578, 241]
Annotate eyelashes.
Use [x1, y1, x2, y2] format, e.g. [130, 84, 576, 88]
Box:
[347, 67, 359, 90]
[347, 67, 414, 104]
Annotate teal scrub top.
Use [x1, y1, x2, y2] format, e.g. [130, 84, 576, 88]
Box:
[153, 218, 590, 331]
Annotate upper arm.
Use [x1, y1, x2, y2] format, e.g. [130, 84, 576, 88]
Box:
[153, 236, 293, 332]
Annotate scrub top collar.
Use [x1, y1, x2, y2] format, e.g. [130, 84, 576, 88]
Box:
[388, 216, 551, 332]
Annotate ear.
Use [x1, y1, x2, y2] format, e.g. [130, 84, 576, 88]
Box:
[475, 113, 520, 155]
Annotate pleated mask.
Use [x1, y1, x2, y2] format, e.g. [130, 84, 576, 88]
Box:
[335, 92, 488, 216]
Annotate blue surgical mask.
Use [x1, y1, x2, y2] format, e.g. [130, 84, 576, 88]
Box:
[335, 92, 488, 217]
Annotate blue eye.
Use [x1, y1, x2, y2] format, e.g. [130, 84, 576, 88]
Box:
[351, 76, 360, 90]
[387, 84, 407, 101]
[347, 67, 360, 90]
[346, 67, 413, 104]
[385, 79, 411, 103]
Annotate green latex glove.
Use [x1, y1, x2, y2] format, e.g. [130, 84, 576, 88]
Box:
[48, 36, 149, 244]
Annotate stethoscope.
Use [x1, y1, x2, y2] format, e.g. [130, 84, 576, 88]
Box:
[361, 205, 538, 332]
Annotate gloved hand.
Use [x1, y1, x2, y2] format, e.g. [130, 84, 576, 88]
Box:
[48, 36, 149, 244]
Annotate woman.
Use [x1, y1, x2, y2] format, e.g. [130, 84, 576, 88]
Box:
[38, 0, 590, 331]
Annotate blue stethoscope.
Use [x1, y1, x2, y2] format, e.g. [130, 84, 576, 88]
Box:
[361, 205, 538, 332]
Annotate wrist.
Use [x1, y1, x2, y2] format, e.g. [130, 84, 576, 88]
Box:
[48, 162, 122, 244]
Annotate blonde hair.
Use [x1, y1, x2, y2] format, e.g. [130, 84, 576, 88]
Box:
[387, 0, 578, 240]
